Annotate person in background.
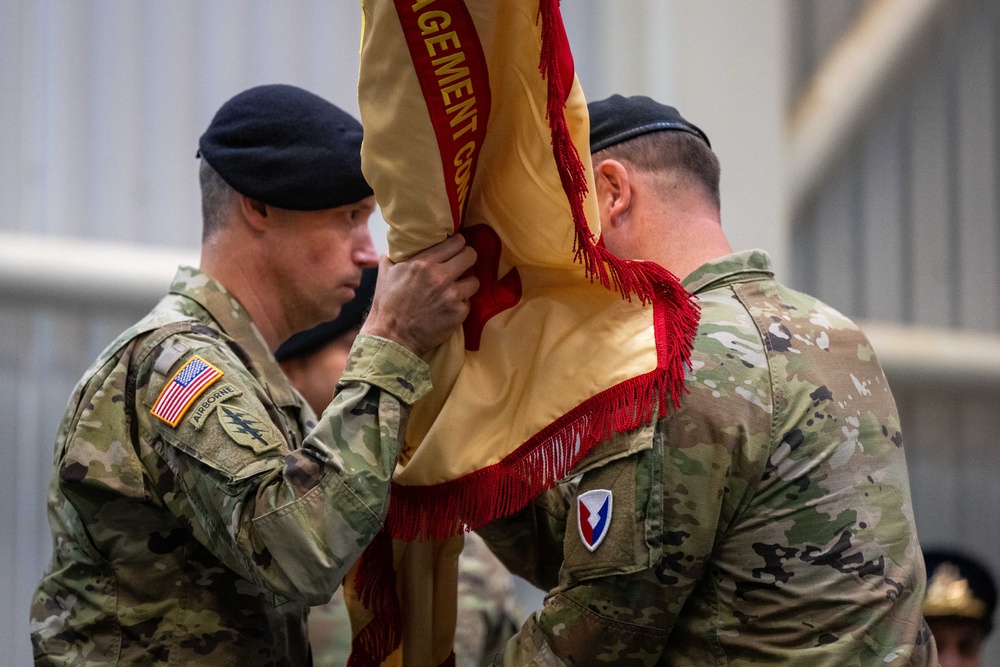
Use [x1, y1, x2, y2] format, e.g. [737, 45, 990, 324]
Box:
[275, 267, 522, 667]
[479, 95, 937, 665]
[30, 84, 478, 665]
[923, 549, 997, 667]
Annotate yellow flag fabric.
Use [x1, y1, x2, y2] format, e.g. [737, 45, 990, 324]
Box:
[349, 0, 698, 664]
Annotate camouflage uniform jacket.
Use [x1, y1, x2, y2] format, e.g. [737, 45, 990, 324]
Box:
[31, 266, 430, 666]
[481, 250, 938, 666]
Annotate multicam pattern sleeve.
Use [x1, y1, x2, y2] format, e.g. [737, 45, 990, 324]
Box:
[477, 479, 577, 593]
[486, 251, 937, 666]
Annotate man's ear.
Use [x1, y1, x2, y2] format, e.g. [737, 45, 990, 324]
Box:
[594, 159, 632, 229]
[239, 195, 269, 232]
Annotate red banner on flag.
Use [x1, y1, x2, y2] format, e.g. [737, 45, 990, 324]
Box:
[395, 0, 490, 229]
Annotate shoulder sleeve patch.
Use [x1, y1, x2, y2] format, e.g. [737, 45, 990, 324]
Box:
[187, 383, 243, 430]
[150, 355, 224, 426]
[577, 489, 614, 552]
[216, 403, 283, 454]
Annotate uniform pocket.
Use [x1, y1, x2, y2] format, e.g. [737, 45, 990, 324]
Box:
[563, 449, 655, 582]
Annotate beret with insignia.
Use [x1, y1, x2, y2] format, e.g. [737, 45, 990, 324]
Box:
[589, 94, 711, 153]
[923, 548, 997, 633]
[198, 84, 374, 211]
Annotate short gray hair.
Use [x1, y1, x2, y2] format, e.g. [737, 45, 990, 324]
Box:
[199, 159, 238, 240]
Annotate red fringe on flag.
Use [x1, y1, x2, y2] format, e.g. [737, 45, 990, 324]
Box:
[347, 530, 400, 667]
[536, 0, 694, 311]
[348, 0, 700, 662]
[350, 298, 698, 665]
[375, 0, 700, 543]
[385, 292, 696, 542]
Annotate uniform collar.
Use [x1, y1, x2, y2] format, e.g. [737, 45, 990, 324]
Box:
[168, 265, 300, 408]
[681, 249, 774, 295]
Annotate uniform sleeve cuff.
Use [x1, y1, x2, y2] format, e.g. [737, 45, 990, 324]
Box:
[339, 334, 432, 404]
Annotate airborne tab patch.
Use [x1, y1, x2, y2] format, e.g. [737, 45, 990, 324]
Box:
[217, 404, 282, 454]
[188, 383, 242, 430]
[577, 489, 613, 552]
[151, 356, 224, 427]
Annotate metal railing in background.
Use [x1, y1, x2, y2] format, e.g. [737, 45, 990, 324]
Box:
[861, 322, 1000, 393]
[0, 232, 197, 312]
[4, 231, 1000, 393]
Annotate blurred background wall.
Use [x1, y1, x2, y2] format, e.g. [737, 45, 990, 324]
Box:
[2, 0, 999, 664]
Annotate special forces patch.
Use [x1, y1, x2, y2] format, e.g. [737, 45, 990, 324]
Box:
[217, 404, 282, 454]
[577, 489, 613, 552]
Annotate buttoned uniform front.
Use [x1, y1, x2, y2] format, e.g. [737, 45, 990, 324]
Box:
[481, 250, 938, 666]
[30, 266, 430, 666]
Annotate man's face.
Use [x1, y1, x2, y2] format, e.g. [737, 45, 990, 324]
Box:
[266, 195, 379, 332]
[927, 617, 988, 667]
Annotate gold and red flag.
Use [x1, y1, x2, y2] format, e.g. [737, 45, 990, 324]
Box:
[346, 0, 699, 664]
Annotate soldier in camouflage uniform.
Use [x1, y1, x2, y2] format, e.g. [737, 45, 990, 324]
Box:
[29, 84, 479, 665]
[479, 95, 938, 665]
[274, 268, 522, 666]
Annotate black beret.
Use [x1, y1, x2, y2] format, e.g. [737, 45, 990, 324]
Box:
[275, 267, 378, 362]
[199, 84, 374, 211]
[589, 94, 711, 153]
[923, 549, 997, 631]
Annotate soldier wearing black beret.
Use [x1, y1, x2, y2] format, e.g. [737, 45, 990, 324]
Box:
[479, 94, 937, 665]
[32, 84, 480, 664]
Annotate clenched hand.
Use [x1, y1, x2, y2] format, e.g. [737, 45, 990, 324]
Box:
[361, 234, 479, 357]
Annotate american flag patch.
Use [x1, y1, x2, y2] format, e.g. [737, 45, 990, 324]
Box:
[150, 356, 224, 427]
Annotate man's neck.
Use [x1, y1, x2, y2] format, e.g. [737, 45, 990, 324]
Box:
[199, 242, 289, 352]
[640, 202, 732, 282]
[661, 218, 732, 282]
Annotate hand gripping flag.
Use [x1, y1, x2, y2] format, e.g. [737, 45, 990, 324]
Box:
[346, 0, 699, 664]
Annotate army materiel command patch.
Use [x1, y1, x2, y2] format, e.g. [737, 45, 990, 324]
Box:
[188, 383, 243, 430]
[151, 356, 224, 427]
[217, 404, 282, 454]
[577, 489, 613, 552]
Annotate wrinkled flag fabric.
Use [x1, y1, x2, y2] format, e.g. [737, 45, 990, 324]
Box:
[346, 0, 699, 664]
